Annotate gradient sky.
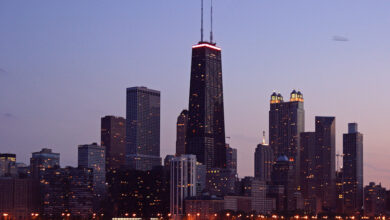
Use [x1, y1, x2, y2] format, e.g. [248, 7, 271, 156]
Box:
[1, 0, 390, 187]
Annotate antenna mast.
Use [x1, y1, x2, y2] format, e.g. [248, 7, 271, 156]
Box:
[201, 0, 204, 42]
[210, 0, 213, 43]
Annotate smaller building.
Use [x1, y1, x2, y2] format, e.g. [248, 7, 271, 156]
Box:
[78, 143, 106, 198]
[206, 168, 237, 196]
[224, 196, 252, 213]
[170, 155, 197, 219]
[184, 196, 224, 220]
[364, 182, 387, 217]
[30, 148, 60, 179]
[0, 154, 17, 177]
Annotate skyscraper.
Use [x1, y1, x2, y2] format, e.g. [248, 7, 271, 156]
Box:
[126, 86, 161, 171]
[78, 143, 106, 198]
[343, 123, 363, 214]
[299, 132, 317, 212]
[186, 41, 226, 170]
[314, 116, 336, 211]
[269, 90, 304, 193]
[30, 148, 60, 179]
[101, 115, 126, 171]
[176, 110, 188, 156]
[170, 155, 197, 219]
[254, 132, 273, 182]
[226, 144, 237, 174]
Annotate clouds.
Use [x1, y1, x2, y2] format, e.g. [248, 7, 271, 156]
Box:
[3, 113, 15, 118]
[332, 35, 349, 42]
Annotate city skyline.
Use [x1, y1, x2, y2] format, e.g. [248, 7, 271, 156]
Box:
[1, 0, 390, 189]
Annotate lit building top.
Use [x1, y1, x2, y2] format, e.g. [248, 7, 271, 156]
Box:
[290, 90, 304, 102]
[270, 92, 284, 104]
[192, 42, 221, 51]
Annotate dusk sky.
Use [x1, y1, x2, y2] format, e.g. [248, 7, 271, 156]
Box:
[1, 1, 390, 187]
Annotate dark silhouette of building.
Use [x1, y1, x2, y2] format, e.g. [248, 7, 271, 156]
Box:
[78, 143, 106, 199]
[254, 132, 273, 182]
[269, 90, 304, 194]
[101, 115, 126, 171]
[176, 110, 188, 156]
[299, 131, 317, 212]
[0, 177, 40, 219]
[41, 166, 94, 218]
[226, 144, 237, 174]
[126, 86, 161, 171]
[343, 123, 363, 214]
[30, 148, 60, 180]
[186, 42, 226, 170]
[314, 116, 336, 211]
[271, 155, 296, 212]
[105, 166, 169, 218]
[364, 182, 387, 217]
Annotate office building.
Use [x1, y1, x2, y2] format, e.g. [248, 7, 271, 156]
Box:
[0, 153, 17, 177]
[0, 177, 39, 219]
[42, 167, 94, 218]
[314, 116, 336, 211]
[186, 41, 226, 170]
[176, 110, 188, 156]
[343, 123, 363, 214]
[30, 148, 60, 179]
[101, 115, 126, 171]
[126, 86, 161, 171]
[254, 132, 273, 182]
[170, 155, 197, 219]
[271, 155, 296, 211]
[105, 166, 169, 218]
[78, 143, 106, 197]
[364, 182, 387, 217]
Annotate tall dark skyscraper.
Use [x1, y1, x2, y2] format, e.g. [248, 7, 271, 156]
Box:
[343, 123, 363, 214]
[126, 86, 161, 171]
[254, 132, 273, 182]
[176, 109, 188, 156]
[314, 116, 336, 211]
[186, 42, 226, 170]
[269, 90, 304, 190]
[299, 131, 316, 207]
[101, 116, 126, 171]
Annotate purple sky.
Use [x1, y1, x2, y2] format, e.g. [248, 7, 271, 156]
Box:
[1, 0, 390, 187]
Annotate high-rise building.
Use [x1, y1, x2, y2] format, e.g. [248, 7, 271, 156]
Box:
[254, 132, 273, 182]
[176, 110, 188, 156]
[269, 90, 304, 191]
[314, 116, 336, 211]
[78, 143, 106, 198]
[126, 86, 161, 171]
[30, 148, 60, 179]
[343, 123, 363, 214]
[364, 182, 387, 217]
[186, 41, 226, 170]
[299, 132, 318, 212]
[0, 154, 17, 177]
[170, 155, 197, 219]
[101, 115, 126, 171]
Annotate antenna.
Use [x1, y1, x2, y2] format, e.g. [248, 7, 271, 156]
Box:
[210, 0, 213, 43]
[201, 0, 204, 42]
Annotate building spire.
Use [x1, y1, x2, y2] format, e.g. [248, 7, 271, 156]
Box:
[262, 131, 266, 145]
[200, 0, 204, 42]
[210, 0, 213, 43]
